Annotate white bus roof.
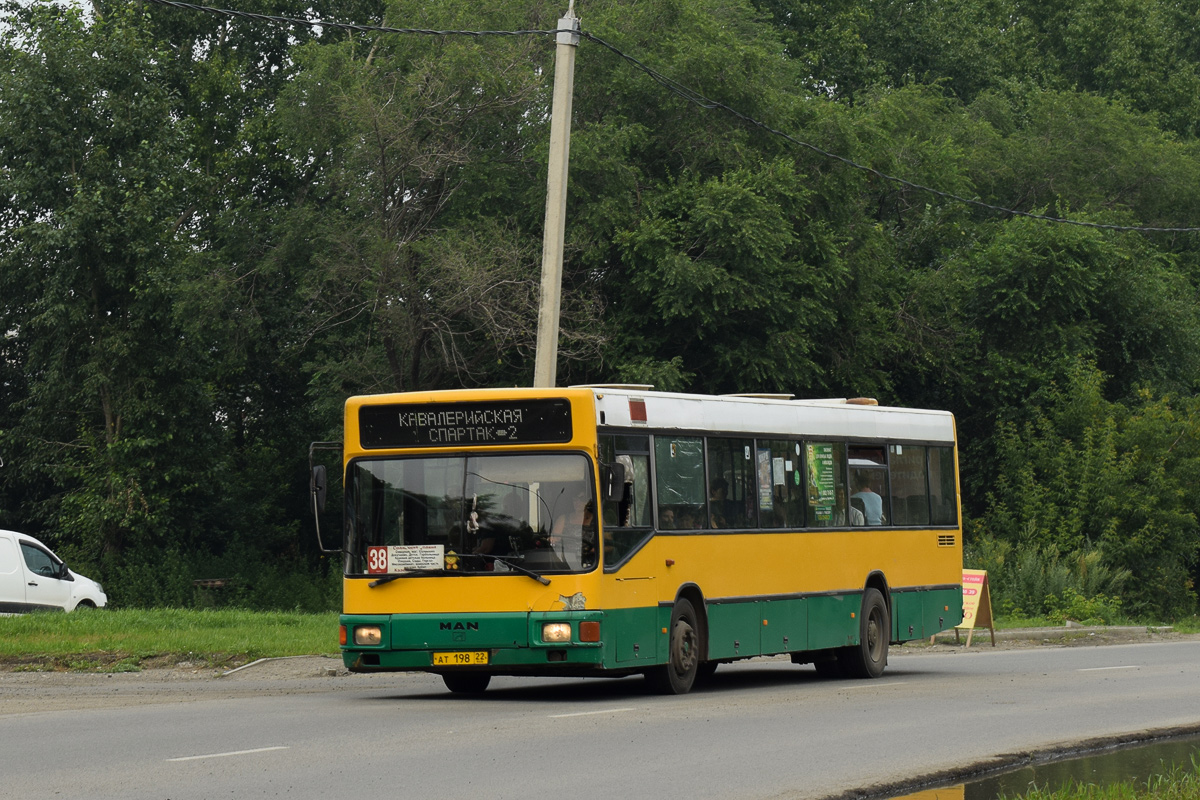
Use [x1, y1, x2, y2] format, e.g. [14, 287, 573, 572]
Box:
[584, 387, 956, 444]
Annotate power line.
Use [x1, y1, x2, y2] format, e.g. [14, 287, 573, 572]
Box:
[138, 0, 1200, 234]
[140, 0, 558, 38]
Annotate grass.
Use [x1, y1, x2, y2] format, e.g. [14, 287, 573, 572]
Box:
[2, 608, 1196, 673]
[992, 614, 1200, 632]
[0, 607, 339, 672]
[1001, 762, 1200, 800]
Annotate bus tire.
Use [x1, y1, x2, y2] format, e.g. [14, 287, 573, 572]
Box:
[646, 598, 701, 694]
[842, 588, 889, 679]
[442, 673, 491, 694]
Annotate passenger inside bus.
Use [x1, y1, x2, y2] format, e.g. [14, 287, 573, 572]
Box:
[473, 492, 528, 559]
[538, 487, 598, 569]
[834, 486, 865, 526]
[851, 473, 886, 525]
[708, 478, 731, 528]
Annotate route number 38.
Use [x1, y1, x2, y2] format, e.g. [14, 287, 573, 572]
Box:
[367, 546, 388, 574]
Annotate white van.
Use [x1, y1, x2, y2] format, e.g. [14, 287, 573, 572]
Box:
[0, 529, 107, 613]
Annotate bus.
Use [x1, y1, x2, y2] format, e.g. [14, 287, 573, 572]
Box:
[310, 386, 964, 694]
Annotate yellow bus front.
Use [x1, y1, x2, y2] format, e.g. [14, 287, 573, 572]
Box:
[337, 389, 624, 684]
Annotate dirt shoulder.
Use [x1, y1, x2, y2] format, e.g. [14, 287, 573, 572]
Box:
[3, 626, 1197, 717]
[919, 623, 1199, 650]
[0, 654, 375, 717]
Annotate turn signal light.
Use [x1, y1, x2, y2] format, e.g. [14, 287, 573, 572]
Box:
[579, 621, 600, 642]
[339, 625, 347, 645]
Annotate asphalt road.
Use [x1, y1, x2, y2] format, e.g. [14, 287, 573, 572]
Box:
[5, 640, 1200, 800]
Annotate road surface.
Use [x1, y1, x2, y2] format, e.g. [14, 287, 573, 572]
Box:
[3, 636, 1200, 800]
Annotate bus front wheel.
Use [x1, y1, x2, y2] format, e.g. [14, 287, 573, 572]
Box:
[841, 588, 889, 679]
[442, 673, 491, 694]
[646, 598, 701, 695]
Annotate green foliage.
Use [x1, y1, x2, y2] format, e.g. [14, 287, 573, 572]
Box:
[3, 0, 1200, 617]
[1044, 588, 1124, 626]
[611, 159, 841, 392]
[966, 534, 1130, 621]
[969, 364, 1200, 618]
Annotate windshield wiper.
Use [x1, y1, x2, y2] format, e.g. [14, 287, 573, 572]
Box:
[367, 560, 549, 587]
[368, 570, 444, 587]
[477, 555, 551, 585]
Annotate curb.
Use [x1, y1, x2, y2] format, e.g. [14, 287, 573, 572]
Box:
[929, 625, 1176, 645]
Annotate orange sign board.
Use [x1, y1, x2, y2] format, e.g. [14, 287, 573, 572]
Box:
[955, 569, 995, 647]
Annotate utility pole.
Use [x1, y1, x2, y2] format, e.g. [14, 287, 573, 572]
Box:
[533, 3, 580, 388]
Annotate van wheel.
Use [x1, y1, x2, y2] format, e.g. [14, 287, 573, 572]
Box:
[646, 598, 701, 695]
[841, 588, 889, 678]
[442, 673, 491, 694]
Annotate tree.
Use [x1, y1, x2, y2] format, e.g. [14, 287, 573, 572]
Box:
[0, 2, 216, 597]
[274, 0, 604, 396]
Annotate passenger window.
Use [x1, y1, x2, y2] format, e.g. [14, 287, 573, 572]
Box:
[848, 445, 890, 526]
[600, 435, 652, 528]
[655, 436, 706, 530]
[599, 435, 653, 567]
[706, 438, 756, 529]
[889, 445, 929, 525]
[761, 440, 804, 528]
[806, 442, 849, 527]
[20, 543, 59, 578]
[929, 446, 959, 525]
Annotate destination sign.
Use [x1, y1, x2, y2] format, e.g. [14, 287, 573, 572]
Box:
[359, 399, 573, 448]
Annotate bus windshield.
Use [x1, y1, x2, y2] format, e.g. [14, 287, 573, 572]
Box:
[345, 453, 597, 575]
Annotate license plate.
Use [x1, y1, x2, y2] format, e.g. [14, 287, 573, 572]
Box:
[432, 651, 489, 666]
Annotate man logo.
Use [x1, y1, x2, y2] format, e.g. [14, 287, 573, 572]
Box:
[439, 622, 479, 631]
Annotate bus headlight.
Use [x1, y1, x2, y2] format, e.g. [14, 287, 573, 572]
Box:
[542, 622, 572, 643]
[354, 625, 383, 646]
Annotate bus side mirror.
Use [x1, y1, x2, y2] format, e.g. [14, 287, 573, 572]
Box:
[308, 440, 343, 555]
[312, 465, 328, 513]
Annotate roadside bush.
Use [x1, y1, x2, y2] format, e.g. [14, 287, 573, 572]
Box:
[57, 541, 340, 612]
[1045, 588, 1123, 626]
[965, 531, 1129, 621]
[969, 363, 1200, 619]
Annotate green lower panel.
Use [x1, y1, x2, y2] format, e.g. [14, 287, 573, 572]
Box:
[344, 645, 607, 672]
[339, 587, 965, 674]
[341, 611, 606, 673]
[760, 597, 807, 654]
[707, 601, 764, 659]
[892, 587, 963, 641]
[604, 605, 660, 665]
[893, 590, 927, 640]
[703, 594, 861, 658]
[806, 593, 860, 650]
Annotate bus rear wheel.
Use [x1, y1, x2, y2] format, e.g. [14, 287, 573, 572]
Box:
[841, 588, 889, 679]
[442, 673, 491, 694]
[646, 598, 701, 695]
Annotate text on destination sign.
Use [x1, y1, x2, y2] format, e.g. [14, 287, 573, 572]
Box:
[359, 399, 573, 448]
